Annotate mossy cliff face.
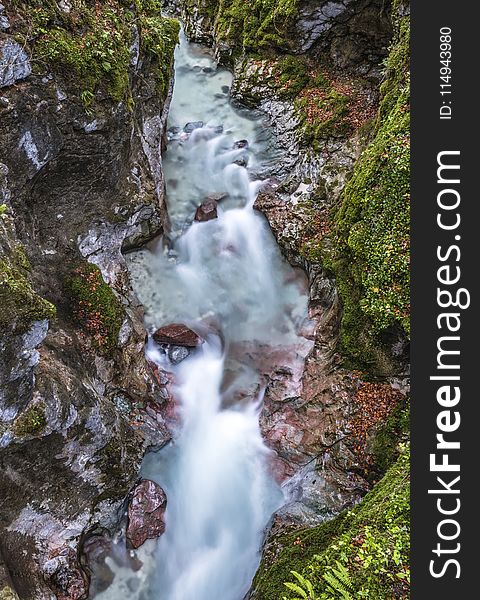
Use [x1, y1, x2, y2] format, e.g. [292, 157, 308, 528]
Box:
[320, 0, 410, 373]
[0, 2, 179, 598]
[171, 0, 391, 73]
[251, 451, 410, 600]
[167, 0, 410, 597]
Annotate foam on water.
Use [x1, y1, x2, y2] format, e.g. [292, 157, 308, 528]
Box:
[94, 30, 310, 600]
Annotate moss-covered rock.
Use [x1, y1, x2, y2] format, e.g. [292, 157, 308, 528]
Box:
[13, 404, 47, 437]
[252, 451, 410, 600]
[182, 0, 299, 55]
[65, 262, 124, 355]
[371, 397, 409, 476]
[0, 214, 56, 334]
[316, 2, 410, 371]
[9, 0, 179, 103]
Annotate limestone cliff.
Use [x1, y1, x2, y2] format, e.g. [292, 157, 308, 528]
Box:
[0, 2, 178, 598]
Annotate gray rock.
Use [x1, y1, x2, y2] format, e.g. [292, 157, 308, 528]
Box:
[233, 139, 249, 149]
[184, 120, 203, 133]
[0, 12, 176, 597]
[0, 4, 9, 32]
[0, 15, 9, 31]
[0, 39, 31, 88]
[167, 345, 190, 364]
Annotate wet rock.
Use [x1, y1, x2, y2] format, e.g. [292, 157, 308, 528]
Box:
[194, 197, 218, 222]
[233, 139, 249, 149]
[0, 4, 9, 32]
[183, 121, 203, 133]
[233, 156, 248, 168]
[43, 547, 89, 600]
[81, 535, 115, 592]
[153, 323, 203, 347]
[126, 480, 167, 549]
[167, 345, 190, 364]
[0, 39, 31, 88]
[82, 532, 143, 594]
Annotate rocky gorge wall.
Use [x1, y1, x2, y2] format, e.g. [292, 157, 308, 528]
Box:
[0, 2, 179, 598]
[165, 0, 411, 598]
[0, 0, 410, 598]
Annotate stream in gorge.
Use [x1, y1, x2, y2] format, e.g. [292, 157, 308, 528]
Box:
[94, 30, 313, 600]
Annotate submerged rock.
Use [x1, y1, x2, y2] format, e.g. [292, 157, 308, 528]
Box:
[184, 121, 203, 133]
[167, 345, 190, 364]
[194, 197, 218, 222]
[233, 139, 249, 149]
[153, 324, 203, 347]
[233, 156, 248, 168]
[126, 480, 167, 549]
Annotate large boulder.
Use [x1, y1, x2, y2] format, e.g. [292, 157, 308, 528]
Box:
[153, 323, 203, 347]
[126, 480, 167, 550]
[194, 197, 218, 222]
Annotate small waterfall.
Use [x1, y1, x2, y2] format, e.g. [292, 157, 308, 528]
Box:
[94, 30, 311, 600]
[142, 341, 281, 600]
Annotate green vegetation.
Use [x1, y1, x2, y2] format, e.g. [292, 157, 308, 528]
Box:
[65, 262, 124, 355]
[0, 242, 56, 334]
[0, 587, 19, 600]
[184, 0, 298, 54]
[13, 404, 47, 437]
[312, 5, 410, 370]
[273, 55, 310, 99]
[253, 451, 410, 600]
[136, 2, 180, 99]
[10, 0, 179, 103]
[371, 398, 410, 476]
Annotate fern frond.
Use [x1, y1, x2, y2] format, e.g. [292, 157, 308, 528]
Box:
[283, 582, 308, 599]
[322, 561, 354, 600]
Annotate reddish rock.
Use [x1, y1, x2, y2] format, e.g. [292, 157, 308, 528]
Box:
[152, 323, 203, 347]
[194, 198, 218, 222]
[126, 479, 167, 549]
[44, 547, 89, 600]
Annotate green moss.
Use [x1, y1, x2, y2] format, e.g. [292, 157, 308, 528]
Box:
[0, 246, 56, 334]
[252, 513, 348, 600]
[317, 10, 410, 371]
[254, 452, 410, 600]
[136, 10, 180, 99]
[65, 262, 124, 355]
[0, 587, 19, 600]
[272, 55, 310, 99]
[13, 404, 47, 437]
[296, 86, 351, 146]
[183, 0, 298, 54]
[371, 398, 410, 476]
[10, 0, 179, 103]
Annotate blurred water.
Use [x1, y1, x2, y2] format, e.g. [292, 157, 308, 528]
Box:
[94, 31, 310, 600]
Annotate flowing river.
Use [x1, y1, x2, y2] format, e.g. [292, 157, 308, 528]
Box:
[94, 31, 312, 600]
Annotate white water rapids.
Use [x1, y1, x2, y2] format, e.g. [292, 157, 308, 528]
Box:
[94, 31, 312, 600]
